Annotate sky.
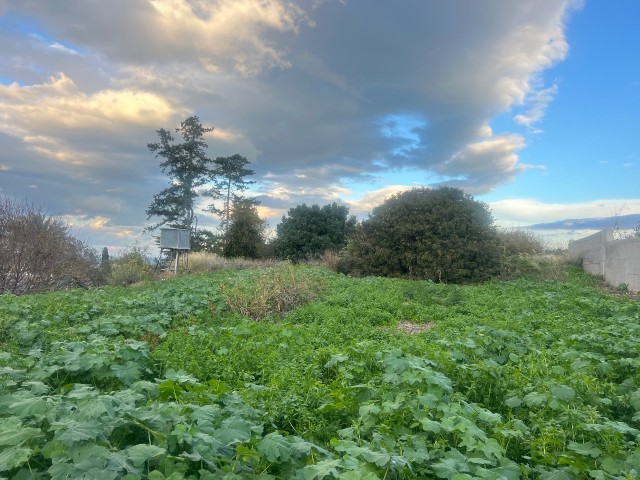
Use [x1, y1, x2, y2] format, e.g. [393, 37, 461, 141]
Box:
[0, 0, 639, 252]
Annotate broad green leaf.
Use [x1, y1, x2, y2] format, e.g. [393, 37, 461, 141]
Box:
[9, 396, 47, 416]
[300, 459, 342, 480]
[567, 441, 602, 458]
[126, 444, 166, 467]
[550, 385, 575, 402]
[338, 470, 380, 480]
[523, 391, 547, 407]
[538, 468, 573, 480]
[359, 448, 391, 467]
[212, 416, 253, 445]
[325, 354, 349, 368]
[52, 419, 105, 444]
[257, 432, 292, 462]
[0, 426, 42, 446]
[0, 446, 32, 472]
[504, 397, 522, 408]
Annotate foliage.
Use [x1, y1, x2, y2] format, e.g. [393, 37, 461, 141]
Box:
[220, 265, 325, 320]
[338, 187, 501, 283]
[190, 228, 219, 253]
[206, 154, 256, 232]
[498, 228, 546, 257]
[0, 196, 99, 294]
[109, 244, 153, 286]
[274, 203, 357, 262]
[145, 116, 215, 232]
[222, 198, 266, 259]
[2, 260, 640, 479]
[101, 247, 112, 281]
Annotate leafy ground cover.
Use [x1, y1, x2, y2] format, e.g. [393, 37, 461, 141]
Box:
[0, 264, 639, 479]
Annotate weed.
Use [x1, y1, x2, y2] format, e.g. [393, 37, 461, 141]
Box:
[220, 265, 326, 320]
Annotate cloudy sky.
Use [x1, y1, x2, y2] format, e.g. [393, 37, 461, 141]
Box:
[1, 0, 639, 250]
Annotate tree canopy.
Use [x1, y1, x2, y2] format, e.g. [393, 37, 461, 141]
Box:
[273, 203, 356, 262]
[338, 187, 501, 283]
[222, 198, 265, 258]
[146, 117, 257, 244]
[207, 154, 256, 232]
[146, 116, 214, 232]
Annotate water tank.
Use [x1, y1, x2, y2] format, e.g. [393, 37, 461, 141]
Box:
[160, 228, 190, 250]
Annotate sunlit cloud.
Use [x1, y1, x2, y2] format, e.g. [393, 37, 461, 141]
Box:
[345, 185, 413, 215]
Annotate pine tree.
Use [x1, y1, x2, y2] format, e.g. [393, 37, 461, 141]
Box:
[146, 116, 215, 232]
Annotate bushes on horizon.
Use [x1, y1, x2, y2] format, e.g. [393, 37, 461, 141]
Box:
[109, 244, 153, 286]
[337, 187, 501, 283]
[273, 203, 356, 262]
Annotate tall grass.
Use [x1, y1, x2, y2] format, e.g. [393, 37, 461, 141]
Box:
[219, 265, 326, 320]
[187, 252, 281, 274]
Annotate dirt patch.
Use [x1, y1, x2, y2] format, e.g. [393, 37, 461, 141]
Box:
[396, 320, 434, 335]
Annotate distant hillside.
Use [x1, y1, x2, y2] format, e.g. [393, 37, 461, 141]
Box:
[530, 213, 640, 231]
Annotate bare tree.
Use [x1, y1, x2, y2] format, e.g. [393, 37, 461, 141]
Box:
[0, 196, 99, 295]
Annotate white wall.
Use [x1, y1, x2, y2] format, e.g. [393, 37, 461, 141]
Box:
[568, 230, 640, 292]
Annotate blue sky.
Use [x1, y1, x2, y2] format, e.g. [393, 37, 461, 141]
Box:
[484, 1, 639, 205]
[0, 1, 638, 250]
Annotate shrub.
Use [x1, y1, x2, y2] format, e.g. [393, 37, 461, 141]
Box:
[109, 244, 152, 286]
[338, 187, 501, 283]
[0, 196, 99, 294]
[273, 203, 356, 262]
[497, 228, 545, 257]
[220, 265, 325, 320]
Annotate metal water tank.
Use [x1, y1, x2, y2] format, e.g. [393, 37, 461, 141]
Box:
[160, 228, 190, 250]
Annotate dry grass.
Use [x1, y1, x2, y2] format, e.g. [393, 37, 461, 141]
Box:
[396, 320, 434, 335]
[187, 252, 282, 274]
[220, 265, 325, 320]
[497, 228, 546, 257]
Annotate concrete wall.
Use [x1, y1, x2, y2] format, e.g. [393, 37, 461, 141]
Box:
[568, 229, 640, 292]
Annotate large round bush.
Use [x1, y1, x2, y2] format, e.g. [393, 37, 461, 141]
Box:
[338, 187, 501, 283]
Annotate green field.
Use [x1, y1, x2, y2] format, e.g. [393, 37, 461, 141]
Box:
[1, 263, 639, 479]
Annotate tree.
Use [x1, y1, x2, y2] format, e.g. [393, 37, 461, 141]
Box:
[338, 187, 501, 283]
[207, 154, 255, 232]
[222, 198, 265, 258]
[0, 196, 99, 294]
[273, 203, 357, 262]
[146, 116, 215, 232]
[100, 246, 112, 280]
[190, 228, 219, 253]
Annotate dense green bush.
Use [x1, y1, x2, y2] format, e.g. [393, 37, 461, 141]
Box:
[338, 187, 501, 283]
[222, 198, 266, 259]
[273, 203, 356, 262]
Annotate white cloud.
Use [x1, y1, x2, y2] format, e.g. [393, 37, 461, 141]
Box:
[514, 84, 558, 128]
[345, 185, 413, 215]
[489, 198, 640, 226]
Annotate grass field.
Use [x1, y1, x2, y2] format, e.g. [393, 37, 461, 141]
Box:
[0, 261, 639, 479]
